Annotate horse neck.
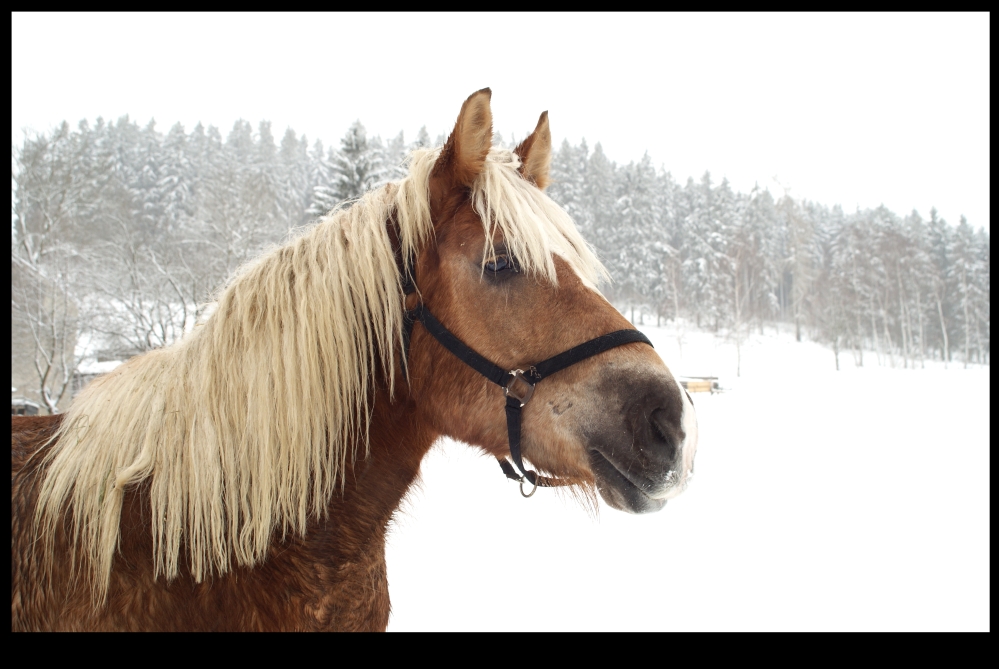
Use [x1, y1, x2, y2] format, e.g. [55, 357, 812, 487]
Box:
[316, 383, 436, 556]
[144, 386, 434, 631]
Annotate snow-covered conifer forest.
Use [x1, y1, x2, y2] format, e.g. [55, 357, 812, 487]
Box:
[10, 116, 990, 412]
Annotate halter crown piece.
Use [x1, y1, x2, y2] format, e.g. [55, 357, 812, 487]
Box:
[401, 258, 653, 497]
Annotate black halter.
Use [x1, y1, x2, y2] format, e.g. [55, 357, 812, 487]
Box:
[401, 263, 653, 496]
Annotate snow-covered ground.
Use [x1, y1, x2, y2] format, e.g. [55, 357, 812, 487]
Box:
[385, 323, 990, 631]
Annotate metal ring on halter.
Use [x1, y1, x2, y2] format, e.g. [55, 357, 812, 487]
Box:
[520, 474, 539, 498]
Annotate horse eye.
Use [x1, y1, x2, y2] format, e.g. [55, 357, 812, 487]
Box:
[485, 254, 512, 273]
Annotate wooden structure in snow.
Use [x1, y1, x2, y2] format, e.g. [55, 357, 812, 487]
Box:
[11, 397, 40, 416]
[678, 376, 720, 393]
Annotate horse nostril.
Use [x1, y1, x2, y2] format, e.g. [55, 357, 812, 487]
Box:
[649, 407, 678, 462]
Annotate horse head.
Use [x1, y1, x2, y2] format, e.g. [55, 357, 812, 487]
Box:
[405, 89, 698, 512]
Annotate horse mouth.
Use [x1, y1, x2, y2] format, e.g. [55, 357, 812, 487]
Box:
[587, 450, 668, 514]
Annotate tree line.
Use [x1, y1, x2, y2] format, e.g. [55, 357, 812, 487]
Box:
[547, 140, 989, 374]
[11, 116, 989, 410]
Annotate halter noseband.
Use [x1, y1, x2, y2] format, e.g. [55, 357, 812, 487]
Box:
[401, 262, 653, 496]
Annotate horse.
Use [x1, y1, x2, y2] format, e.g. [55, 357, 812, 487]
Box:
[11, 89, 698, 631]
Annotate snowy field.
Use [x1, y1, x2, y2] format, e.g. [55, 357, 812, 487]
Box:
[385, 322, 990, 631]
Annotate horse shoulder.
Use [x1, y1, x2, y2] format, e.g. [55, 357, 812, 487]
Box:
[12, 415, 64, 630]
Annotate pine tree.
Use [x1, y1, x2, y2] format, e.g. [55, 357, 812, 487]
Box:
[278, 127, 311, 227]
[952, 215, 982, 367]
[307, 139, 338, 217]
[584, 143, 617, 281]
[650, 168, 681, 327]
[612, 153, 660, 320]
[778, 193, 817, 342]
[156, 123, 194, 233]
[971, 227, 990, 364]
[548, 139, 590, 237]
[925, 208, 954, 363]
[329, 121, 385, 202]
[382, 130, 408, 182]
[413, 125, 431, 149]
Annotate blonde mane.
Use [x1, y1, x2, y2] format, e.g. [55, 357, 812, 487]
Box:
[34, 146, 607, 601]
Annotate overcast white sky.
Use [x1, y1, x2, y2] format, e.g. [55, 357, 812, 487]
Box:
[11, 12, 990, 231]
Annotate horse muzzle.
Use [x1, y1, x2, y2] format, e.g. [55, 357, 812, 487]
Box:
[585, 373, 698, 513]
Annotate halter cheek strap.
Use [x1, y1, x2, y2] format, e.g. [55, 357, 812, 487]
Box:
[402, 274, 653, 494]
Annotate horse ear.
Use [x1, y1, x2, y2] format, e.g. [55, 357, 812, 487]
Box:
[434, 88, 493, 191]
[513, 111, 552, 190]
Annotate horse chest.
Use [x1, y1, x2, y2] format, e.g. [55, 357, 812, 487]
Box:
[125, 522, 393, 631]
[80, 536, 392, 632]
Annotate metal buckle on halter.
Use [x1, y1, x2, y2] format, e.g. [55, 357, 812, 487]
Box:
[504, 369, 536, 407]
